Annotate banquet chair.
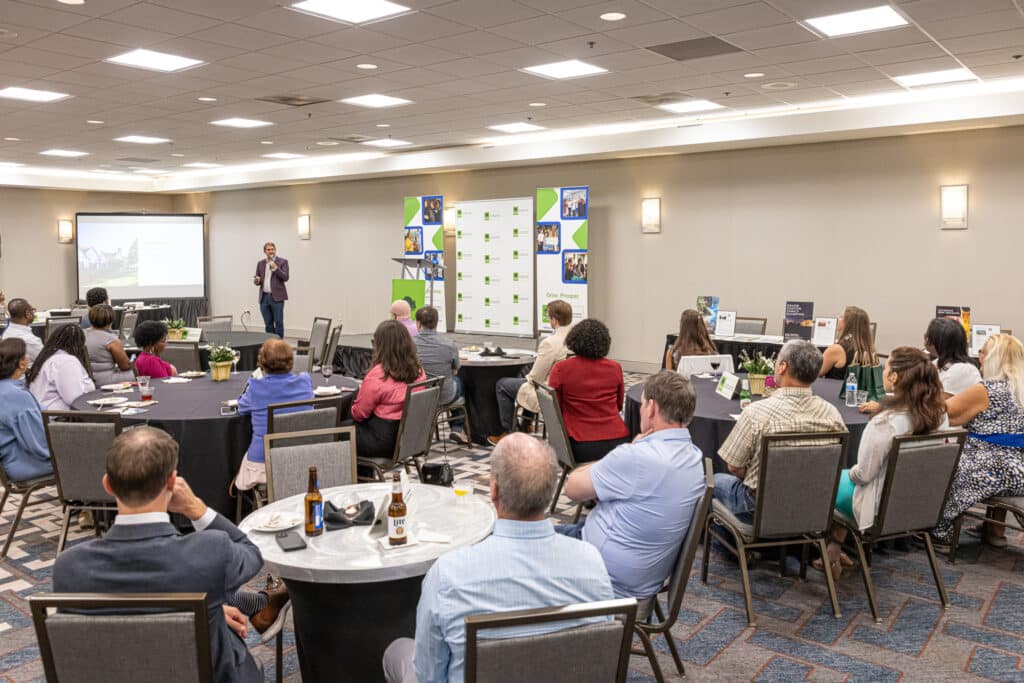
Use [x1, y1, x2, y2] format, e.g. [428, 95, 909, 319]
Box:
[70, 304, 90, 318]
[296, 317, 331, 370]
[734, 316, 768, 335]
[703, 431, 849, 627]
[0, 460, 57, 559]
[536, 383, 583, 523]
[433, 375, 471, 453]
[264, 427, 357, 501]
[45, 316, 82, 341]
[831, 430, 966, 621]
[41, 411, 122, 555]
[675, 354, 735, 377]
[870, 321, 877, 342]
[358, 376, 443, 481]
[464, 598, 637, 683]
[197, 315, 232, 333]
[632, 458, 714, 683]
[119, 310, 139, 342]
[951, 495, 1024, 562]
[163, 342, 202, 373]
[31, 593, 213, 683]
[313, 324, 343, 373]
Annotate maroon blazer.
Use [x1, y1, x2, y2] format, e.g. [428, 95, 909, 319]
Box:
[254, 256, 289, 302]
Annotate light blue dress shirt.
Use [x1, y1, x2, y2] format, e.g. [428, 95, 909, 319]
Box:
[585, 428, 705, 599]
[413, 518, 614, 683]
[0, 378, 52, 481]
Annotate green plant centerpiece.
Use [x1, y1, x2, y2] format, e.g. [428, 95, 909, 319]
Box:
[739, 350, 775, 396]
[164, 318, 188, 340]
[209, 344, 235, 381]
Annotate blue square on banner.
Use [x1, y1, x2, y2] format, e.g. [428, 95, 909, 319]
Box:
[422, 195, 443, 225]
[423, 250, 444, 281]
[536, 222, 561, 254]
[404, 227, 423, 254]
[562, 249, 587, 285]
[560, 186, 588, 220]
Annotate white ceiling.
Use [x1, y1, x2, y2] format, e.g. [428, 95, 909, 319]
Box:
[2, 0, 1024, 191]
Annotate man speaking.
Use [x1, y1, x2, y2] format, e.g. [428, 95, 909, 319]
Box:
[253, 242, 289, 337]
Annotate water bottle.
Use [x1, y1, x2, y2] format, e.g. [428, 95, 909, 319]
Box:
[845, 372, 858, 407]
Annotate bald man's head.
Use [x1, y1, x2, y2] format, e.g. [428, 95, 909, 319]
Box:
[258, 338, 295, 374]
[390, 299, 412, 321]
[490, 433, 558, 520]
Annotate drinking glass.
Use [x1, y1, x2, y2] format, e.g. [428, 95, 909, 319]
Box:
[137, 376, 152, 401]
[856, 390, 868, 405]
[453, 483, 472, 505]
[709, 360, 721, 377]
[231, 351, 241, 375]
[321, 363, 333, 385]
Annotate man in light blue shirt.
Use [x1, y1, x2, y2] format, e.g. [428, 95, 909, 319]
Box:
[383, 433, 614, 683]
[561, 371, 705, 599]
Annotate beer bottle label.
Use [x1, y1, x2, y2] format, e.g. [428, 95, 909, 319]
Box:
[389, 515, 406, 539]
[310, 500, 323, 530]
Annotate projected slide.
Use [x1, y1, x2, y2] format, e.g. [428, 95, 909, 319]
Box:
[77, 214, 206, 300]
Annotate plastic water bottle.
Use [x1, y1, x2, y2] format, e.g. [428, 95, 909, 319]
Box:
[739, 379, 752, 411]
[845, 372, 858, 407]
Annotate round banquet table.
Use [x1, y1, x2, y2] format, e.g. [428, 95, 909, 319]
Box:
[661, 333, 798, 370]
[458, 349, 536, 444]
[240, 482, 496, 683]
[202, 331, 275, 371]
[624, 376, 869, 470]
[71, 372, 359, 518]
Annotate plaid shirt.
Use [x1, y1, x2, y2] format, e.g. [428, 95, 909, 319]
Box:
[718, 386, 846, 491]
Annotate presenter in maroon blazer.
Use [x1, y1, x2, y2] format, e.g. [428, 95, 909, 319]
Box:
[253, 242, 289, 338]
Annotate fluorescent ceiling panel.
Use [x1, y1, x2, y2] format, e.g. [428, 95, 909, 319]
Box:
[262, 152, 306, 159]
[0, 86, 70, 102]
[340, 94, 412, 108]
[804, 5, 907, 38]
[894, 68, 975, 87]
[290, 0, 411, 24]
[211, 118, 273, 128]
[183, 162, 223, 168]
[522, 60, 607, 80]
[363, 138, 412, 147]
[658, 99, 725, 113]
[114, 135, 171, 144]
[488, 122, 545, 133]
[40, 149, 88, 157]
[106, 49, 204, 73]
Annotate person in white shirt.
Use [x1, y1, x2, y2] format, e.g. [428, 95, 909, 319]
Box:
[25, 324, 95, 410]
[1, 298, 43, 363]
[925, 317, 982, 396]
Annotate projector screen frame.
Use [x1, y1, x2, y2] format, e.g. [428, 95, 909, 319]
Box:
[74, 212, 209, 302]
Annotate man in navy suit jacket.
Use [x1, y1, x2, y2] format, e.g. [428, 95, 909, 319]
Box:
[253, 242, 289, 338]
[54, 427, 265, 683]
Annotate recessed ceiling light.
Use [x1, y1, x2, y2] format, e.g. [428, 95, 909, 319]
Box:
[0, 161, 24, 167]
[894, 68, 976, 87]
[356, 63, 378, 70]
[340, 94, 412, 108]
[522, 59, 607, 80]
[376, 123, 391, 128]
[744, 72, 765, 79]
[90, 169, 124, 174]
[600, 12, 626, 21]
[197, 96, 217, 102]
[0, 29, 19, 39]
[316, 140, 340, 146]
[58, 0, 85, 5]
[488, 122, 546, 133]
[134, 168, 168, 175]
[260, 140, 274, 145]
[4, 137, 20, 141]
[804, 5, 907, 38]
[528, 102, 546, 107]
[86, 119, 104, 124]
[363, 138, 412, 147]
[0, 86, 70, 103]
[171, 153, 185, 157]
[211, 117, 273, 128]
[115, 135, 171, 144]
[183, 162, 223, 168]
[290, 0, 410, 24]
[262, 152, 306, 159]
[657, 99, 725, 113]
[762, 81, 797, 90]
[41, 149, 88, 157]
[106, 48, 204, 73]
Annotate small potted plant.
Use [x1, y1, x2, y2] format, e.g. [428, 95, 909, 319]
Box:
[165, 318, 188, 340]
[739, 350, 775, 396]
[208, 345, 235, 381]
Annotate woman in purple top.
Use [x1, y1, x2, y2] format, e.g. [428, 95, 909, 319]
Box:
[132, 321, 176, 378]
[234, 339, 314, 491]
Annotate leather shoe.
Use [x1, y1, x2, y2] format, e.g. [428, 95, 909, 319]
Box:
[450, 430, 470, 446]
[486, 433, 507, 446]
[251, 575, 290, 636]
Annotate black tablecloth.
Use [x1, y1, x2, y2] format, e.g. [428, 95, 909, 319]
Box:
[71, 373, 358, 518]
[624, 376, 868, 470]
[459, 362, 532, 444]
[203, 331, 275, 371]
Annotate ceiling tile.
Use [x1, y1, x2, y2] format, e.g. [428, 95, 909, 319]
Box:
[942, 27, 1024, 53]
[218, 52, 311, 76]
[26, 34, 133, 59]
[829, 26, 930, 52]
[805, 67, 887, 86]
[275, 64, 365, 85]
[62, 19, 177, 48]
[722, 23, 819, 51]
[0, 0, 89, 31]
[604, 19, 708, 48]
[898, 0, 1014, 24]
[236, 7, 342, 39]
[372, 12, 475, 42]
[588, 48, 676, 71]
[431, 57, 509, 78]
[0, 46, 93, 70]
[423, 31, 527, 57]
[258, 42, 355, 65]
[768, 0, 884, 20]
[638, 0, 752, 16]
[0, 58, 59, 80]
[782, 54, 867, 74]
[537, 33, 637, 58]
[752, 40, 845, 63]
[555, 0, 673, 32]
[426, 0, 543, 28]
[309, 27, 412, 53]
[684, 2, 792, 34]
[189, 24, 295, 51]
[488, 15, 593, 45]
[877, 56, 962, 76]
[921, 9, 1024, 40]
[148, 0, 280, 22]
[776, 86, 842, 103]
[855, 42, 946, 66]
[104, 3, 223, 34]
[373, 43, 466, 66]
[829, 78, 905, 96]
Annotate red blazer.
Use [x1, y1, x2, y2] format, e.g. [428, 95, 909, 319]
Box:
[548, 356, 629, 442]
[254, 257, 289, 302]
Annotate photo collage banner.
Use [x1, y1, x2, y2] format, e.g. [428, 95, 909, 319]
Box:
[453, 198, 534, 335]
[402, 194, 446, 329]
[535, 185, 589, 332]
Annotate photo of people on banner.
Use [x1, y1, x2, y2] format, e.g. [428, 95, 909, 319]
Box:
[404, 227, 422, 254]
[423, 250, 444, 281]
[422, 196, 443, 225]
[536, 222, 561, 253]
[561, 187, 588, 219]
[562, 250, 587, 283]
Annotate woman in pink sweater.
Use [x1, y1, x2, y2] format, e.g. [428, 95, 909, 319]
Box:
[132, 320, 177, 378]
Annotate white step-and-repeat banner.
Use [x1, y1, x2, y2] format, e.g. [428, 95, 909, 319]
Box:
[402, 194, 446, 328]
[535, 186, 589, 332]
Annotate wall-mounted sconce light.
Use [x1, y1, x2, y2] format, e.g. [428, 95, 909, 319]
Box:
[641, 197, 661, 233]
[940, 184, 968, 229]
[297, 214, 311, 239]
[57, 219, 74, 243]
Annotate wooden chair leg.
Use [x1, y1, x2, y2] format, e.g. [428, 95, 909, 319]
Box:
[634, 627, 666, 683]
[653, 600, 684, 675]
[922, 533, 950, 608]
[817, 538, 842, 620]
[57, 505, 72, 555]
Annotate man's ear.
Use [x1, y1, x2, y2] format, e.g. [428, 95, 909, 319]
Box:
[167, 470, 177, 493]
[102, 473, 115, 497]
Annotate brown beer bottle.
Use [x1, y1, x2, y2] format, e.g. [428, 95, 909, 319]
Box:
[304, 466, 323, 537]
[388, 473, 407, 546]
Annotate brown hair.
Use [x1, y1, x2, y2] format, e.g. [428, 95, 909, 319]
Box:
[839, 306, 876, 366]
[263, 242, 276, 250]
[88, 303, 116, 329]
[371, 320, 422, 383]
[0, 338, 26, 380]
[883, 346, 946, 434]
[258, 338, 294, 374]
[546, 299, 572, 326]
[415, 305, 439, 330]
[669, 309, 717, 362]
[643, 370, 696, 425]
[105, 427, 179, 506]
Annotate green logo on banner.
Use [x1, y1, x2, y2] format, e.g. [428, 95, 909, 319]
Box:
[457, 272, 463, 281]
[457, 292, 463, 302]
[484, 297, 490, 307]
[484, 275, 490, 285]
[484, 212, 490, 221]
[457, 251, 462, 259]
[513, 228, 519, 238]
[485, 319, 491, 328]
[457, 209, 462, 218]
[536, 188, 558, 220]
[513, 294, 519, 304]
[484, 233, 490, 242]
[432, 229, 443, 251]
[513, 315, 520, 325]
[458, 313, 463, 322]
[542, 304, 549, 323]
[513, 250, 519, 260]
[484, 255, 490, 264]
[513, 272, 519, 282]
[513, 206, 519, 216]
[457, 230, 463, 239]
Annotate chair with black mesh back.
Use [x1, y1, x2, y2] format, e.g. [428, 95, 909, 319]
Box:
[358, 376, 443, 481]
[31, 593, 212, 683]
[45, 316, 82, 341]
[296, 317, 331, 370]
[162, 342, 201, 373]
[42, 411, 122, 554]
[118, 310, 139, 343]
[536, 382, 583, 523]
[833, 430, 967, 621]
[0, 459, 57, 559]
[264, 426, 357, 502]
[464, 598, 637, 683]
[632, 458, 714, 682]
[734, 316, 768, 335]
[702, 431, 849, 627]
[315, 324, 343, 373]
[197, 315, 232, 333]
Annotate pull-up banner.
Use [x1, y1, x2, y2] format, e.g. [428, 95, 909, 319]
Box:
[403, 195, 446, 329]
[535, 186, 589, 332]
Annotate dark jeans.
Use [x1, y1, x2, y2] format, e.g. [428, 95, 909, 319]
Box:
[569, 436, 630, 464]
[555, 518, 586, 539]
[354, 415, 401, 459]
[259, 292, 285, 338]
[445, 375, 465, 432]
[495, 376, 532, 432]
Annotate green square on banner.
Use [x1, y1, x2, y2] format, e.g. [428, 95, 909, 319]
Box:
[457, 251, 462, 259]
[485, 319, 491, 328]
[484, 275, 490, 285]
[457, 230, 463, 239]
[572, 220, 588, 249]
[513, 250, 519, 259]
[513, 272, 519, 282]
[513, 315, 519, 325]
[513, 228, 520, 237]
[458, 313, 464, 322]
[457, 272, 463, 280]
[484, 255, 490, 264]
[484, 212, 490, 221]
[484, 233, 490, 242]
[403, 196, 420, 227]
[457, 292, 463, 302]
[513, 206, 519, 216]
[391, 279, 426, 315]
[457, 209, 462, 218]
[513, 294, 519, 304]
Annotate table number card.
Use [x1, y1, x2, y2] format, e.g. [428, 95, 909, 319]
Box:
[812, 317, 838, 346]
[716, 311, 736, 338]
[716, 372, 740, 400]
[971, 324, 1000, 356]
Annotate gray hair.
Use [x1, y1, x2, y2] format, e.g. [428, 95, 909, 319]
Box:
[778, 340, 822, 384]
[490, 433, 559, 518]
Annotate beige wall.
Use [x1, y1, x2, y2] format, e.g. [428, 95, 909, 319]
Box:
[0, 188, 175, 310]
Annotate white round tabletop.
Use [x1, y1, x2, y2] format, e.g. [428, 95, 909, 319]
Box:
[240, 482, 496, 584]
[459, 348, 536, 367]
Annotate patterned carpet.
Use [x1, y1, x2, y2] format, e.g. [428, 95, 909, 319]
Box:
[3, 379, 1024, 680]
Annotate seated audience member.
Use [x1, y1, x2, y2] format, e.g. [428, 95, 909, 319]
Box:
[820, 306, 877, 379]
[933, 334, 1024, 548]
[2, 298, 42, 363]
[0, 338, 52, 481]
[558, 371, 705, 599]
[85, 304, 133, 385]
[54, 427, 285, 683]
[26, 324, 95, 410]
[926, 317, 982, 396]
[133, 320, 177, 378]
[351, 320, 426, 459]
[391, 299, 418, 337]
[489, 299, 573, 444]
[413, 306, 468, 445]
[234, 339, 315, 491]
[665, 308, 718, 371]
[716, 340, 846, 523]
[819, 348, 948, 575]
[547, 318, 629, 463]
[80, 286, 109, 330]
[382, 433, 614, 683]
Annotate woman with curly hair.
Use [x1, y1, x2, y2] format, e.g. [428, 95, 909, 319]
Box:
[665, 308, 717, 371]
[26, 323, 95, 410]
[548, 318, 629, 463]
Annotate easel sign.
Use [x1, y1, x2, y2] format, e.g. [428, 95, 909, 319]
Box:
[716, 372, 740, 400]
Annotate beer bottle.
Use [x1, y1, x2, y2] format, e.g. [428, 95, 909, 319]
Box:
[304, 466, 323, 537]
[388, 472, 407, 546]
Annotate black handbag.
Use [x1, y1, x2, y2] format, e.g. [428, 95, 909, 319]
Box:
[421, 462, 454, 486]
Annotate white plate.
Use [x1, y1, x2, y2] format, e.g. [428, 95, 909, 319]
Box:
[88, 396, 129, 406]
[250, 513, 303, 533]
[180, 371, 206, 378]
[100, 383, 133, 391]
[314, 385, 342, 396]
